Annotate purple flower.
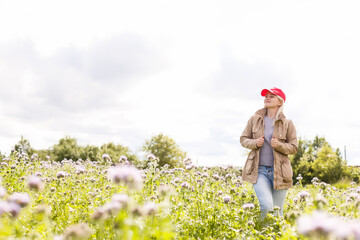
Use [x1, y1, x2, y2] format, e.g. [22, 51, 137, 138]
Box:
[111, 193, 130, 208]
[181, 182, 190, 189]
[102, 154, 111, 161]
[223, 195, 231, 204]
[297, 211, 339, 237]
[147, 154, 156, 160]
[242, 203, 255, 210]
[298, 190, 311, 199]
[107, 166, 143, 190]
[103, 201, 122, 215]
[28, 175, 44, 191]
[8, 192, 30, 208]
[56, 171, 67, 178]
[186, 164, 194, 170]
[0, 187, 6, 199]
[119, 155, 128, 163]
[142, 202, 156, 216]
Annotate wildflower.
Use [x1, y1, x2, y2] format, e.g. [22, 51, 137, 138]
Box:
[223, 195, 231, 204]
[147, 154, 156, 160]
[225, 174, 232, 180]
[157, 185, 175, 198]
[184, 157, 192, 166]
[196, 179, 204, 186]
[107, 166, 143, 190]
[173, 177, 181, 183]
[131, 206, 143, 217]
[119, 155, 127, 163]
[56, 171, 67, 178]
[212, 174, 220, 180]
[142, 202, 156, 216]
[0, 187, 6, 199]
[311, 177, 319, 184]
[27, 175, 44, 191]
[8, 192, 30, 207]
[297, 211, 339, 237]
[296, 174, 303, 181]
[111, 194, 130, 208]
[298, 190, 311, 200]
[186, 164, 194, 170]
[242, 203, 255, 210]
[91, 207, 105, 220]
[218, 190, 223, 195]
[62, 222, 93, 240]
[247, 220, 255, 227]
[103, 201, 122, 215]
[349, 192, 360, 201]
[35, 204, 51, 218]
[181, 182, 190, 189]
[319, 182, 327, 189]
[102, 153, 111, 161]
[7, 202, 22, 218]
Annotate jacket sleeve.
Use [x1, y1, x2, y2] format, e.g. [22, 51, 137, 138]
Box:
[240, 115, 259, 150]
[274, 119, 298, 155]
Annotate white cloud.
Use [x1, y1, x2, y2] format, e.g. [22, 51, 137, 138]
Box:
[0, 0, 360, 166]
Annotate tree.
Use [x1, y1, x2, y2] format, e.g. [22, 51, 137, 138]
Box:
[291, 135, 349, 184]
[52, 136, 81, 162]
[141, 133, 187, 167]
[14, 136, 35, 155]
[79, 145, 101, 162]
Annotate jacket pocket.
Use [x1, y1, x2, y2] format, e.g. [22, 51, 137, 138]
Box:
[281, 158, 293, 183]
[243, 151, 256, 175]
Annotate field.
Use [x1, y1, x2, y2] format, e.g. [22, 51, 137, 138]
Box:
[1, 153, 360, 239]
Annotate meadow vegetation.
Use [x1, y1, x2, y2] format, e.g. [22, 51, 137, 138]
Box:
[0, 134, 358, 239]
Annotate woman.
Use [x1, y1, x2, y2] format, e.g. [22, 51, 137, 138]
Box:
[240, 87, 298, 220]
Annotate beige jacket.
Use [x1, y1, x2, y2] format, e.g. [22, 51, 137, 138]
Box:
[240, 108, 298, 190]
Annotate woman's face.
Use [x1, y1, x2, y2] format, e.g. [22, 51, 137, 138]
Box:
[264, 93, 281, 108]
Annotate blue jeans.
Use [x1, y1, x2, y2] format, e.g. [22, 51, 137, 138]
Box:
[253, 165, 287, 219]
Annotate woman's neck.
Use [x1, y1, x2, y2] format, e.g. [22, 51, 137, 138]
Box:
[266, 107, 278, 119]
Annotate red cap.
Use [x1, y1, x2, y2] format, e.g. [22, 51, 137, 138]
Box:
[261, 87, 286, 102]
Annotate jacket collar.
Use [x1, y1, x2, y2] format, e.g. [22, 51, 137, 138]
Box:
[255, 108, 286, 122]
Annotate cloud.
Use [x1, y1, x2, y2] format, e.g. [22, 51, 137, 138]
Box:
[198, 49, 294, 100]
[0, 33, 167, 120]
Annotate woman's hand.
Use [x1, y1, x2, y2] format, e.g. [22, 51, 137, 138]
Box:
[271, 137, 280, 148]
[256, 136, 264, 148]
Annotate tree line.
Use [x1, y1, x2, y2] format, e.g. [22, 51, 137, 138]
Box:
[3, 134, 358, 185]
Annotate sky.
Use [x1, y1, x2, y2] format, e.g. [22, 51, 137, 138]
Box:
[0, 0, 359, 166]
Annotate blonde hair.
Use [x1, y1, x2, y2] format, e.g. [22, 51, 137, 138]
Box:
[274, 96, 285, 121]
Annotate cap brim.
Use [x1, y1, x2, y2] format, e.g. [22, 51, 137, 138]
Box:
[261, 89, 272, 96]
